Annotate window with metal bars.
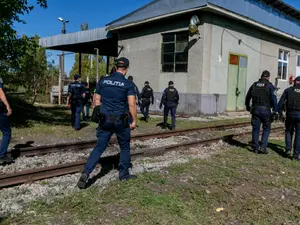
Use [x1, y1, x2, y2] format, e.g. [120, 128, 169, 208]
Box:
[161, 31, 189, 73]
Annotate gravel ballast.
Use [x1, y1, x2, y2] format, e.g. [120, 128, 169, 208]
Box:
[0, 141, 226, 217]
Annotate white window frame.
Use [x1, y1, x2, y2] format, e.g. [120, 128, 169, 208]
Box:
[278, 49, 289, 81]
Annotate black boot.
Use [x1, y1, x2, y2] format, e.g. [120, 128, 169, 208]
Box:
[292, 155, 300, 161]
[77, 173, 89, 189]
[120, 174, 137, 181]
[260, 148, 268, 154]
[285, 149, 291, 156]
[0, 155, 14, 164]
[119, 167, 137, 181]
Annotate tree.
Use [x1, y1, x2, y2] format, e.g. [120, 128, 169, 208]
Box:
[0, 0, 47, 76]
[14, 35, 48, 104]
[69, 22, 107, 83]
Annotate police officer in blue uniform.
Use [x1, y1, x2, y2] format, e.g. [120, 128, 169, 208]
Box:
[0, 77, 13, 164]
[278, 76, 300, 160]
[245, 70, 278, 154]
[77, 57, 137, 189]
[160, 81, 179, 130]
[140, 81, 154, 122]
[82, 83, 92, 121]
[66, 75, 85, 130]
[128, 76, 140, 105]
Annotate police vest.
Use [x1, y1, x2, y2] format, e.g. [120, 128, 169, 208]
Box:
[166, 87, 177, 102]
[287, 86, 300, 111]
[84, 88, 91, 99]
[70, 82, 83, 103]
[251, 80, 270, 106]
[142, 86, 153, 99]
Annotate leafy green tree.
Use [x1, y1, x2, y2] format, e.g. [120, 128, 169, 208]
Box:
[0, 0, 47, 76]
[13, 35, 48, 103]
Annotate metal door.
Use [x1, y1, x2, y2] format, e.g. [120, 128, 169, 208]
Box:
[226, 54, 248, 111]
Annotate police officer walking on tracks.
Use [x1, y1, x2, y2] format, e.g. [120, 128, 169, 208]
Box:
[0, 77, 13, 165]
[245, 70, 278, 154]
[278, 76, 300, 160]
[82, 82, 92, 121]
[140, 81, 154, 122]
[128, 76, 140, 105]
[66, 75, 85, 130]
[160, 81, 179, 130]
[77, 57, 137, 189]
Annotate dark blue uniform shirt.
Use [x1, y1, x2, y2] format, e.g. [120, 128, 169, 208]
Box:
[278, 87, 292, 115]
[96, 72, 136, 115]
[68, 81, 85, 103]
[245, 82, 278, 112]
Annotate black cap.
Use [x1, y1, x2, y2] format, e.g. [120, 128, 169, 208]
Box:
[74, 74, 80, 80]
[145, 81, 149, 85]
[116, 57, 129, 68]
[261, 70, 270, 78]
[295, 76, 300, 83]
[169, 81, 174, 86]
[128, 76, 133, 81]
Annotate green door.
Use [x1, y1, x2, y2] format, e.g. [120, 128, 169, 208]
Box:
[226, 54, 248, 111]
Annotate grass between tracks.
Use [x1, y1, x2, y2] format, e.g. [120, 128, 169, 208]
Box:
[4, 101, 250, 142]
[3, 139, 300, 225]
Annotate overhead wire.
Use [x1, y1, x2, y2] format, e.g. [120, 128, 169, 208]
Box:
[221, 28, 299, 59]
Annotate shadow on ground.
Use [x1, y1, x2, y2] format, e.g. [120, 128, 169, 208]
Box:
[7, 94, 72, 128]
[85, 154, 120, 188]
[267, 142, 289, 158]
[224, 136, 289, 158]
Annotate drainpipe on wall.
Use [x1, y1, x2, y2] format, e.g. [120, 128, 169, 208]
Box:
[214, 94, 219, 115]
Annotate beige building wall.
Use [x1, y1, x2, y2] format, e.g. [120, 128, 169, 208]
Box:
[114, 12, 300, 115]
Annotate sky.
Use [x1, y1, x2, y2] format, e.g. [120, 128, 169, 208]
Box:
[15, 0, 300, 76]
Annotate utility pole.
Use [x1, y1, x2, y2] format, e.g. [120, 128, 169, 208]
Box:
[88, 55, 93, 85]
[58, 54, 63, 105]
[58, 17, 69, 105]
[95, 48, 99, 83]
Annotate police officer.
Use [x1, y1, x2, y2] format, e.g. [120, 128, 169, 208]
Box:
[0, 77, 13, 164]
[128, 76, 140, 105]
[77, 57, 137, 189]
[160, 81, 179, 130]
[245, 70, 278, 154]
[278, 76, 300, 160]
[82, 83, 92, 121]
[140, 81, 154, 122]
[66, 75, 85, 130]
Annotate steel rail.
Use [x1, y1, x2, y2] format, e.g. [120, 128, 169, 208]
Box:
[0, 126, 283, 189]
[8, 121, 251, 157]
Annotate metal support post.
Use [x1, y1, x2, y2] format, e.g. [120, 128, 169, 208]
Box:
[106, 56, 110, 75]
[95, 48, 99, 82]
[58, 55, 63, 105]
[79, 53, 82, 76]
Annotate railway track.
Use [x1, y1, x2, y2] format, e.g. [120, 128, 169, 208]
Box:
[9, 121, 251, 158]
[0, 126, 283, 189]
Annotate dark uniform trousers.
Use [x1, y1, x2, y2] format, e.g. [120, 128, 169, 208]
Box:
[285, 111, 300, 157]
[0, 113, 11, 158]
[83, 114, 131, 178]
[251, 106, 271, 150]
[140, 98, 151, 119]
[71, 103, 82, 130]
[164, 102, 177, 129]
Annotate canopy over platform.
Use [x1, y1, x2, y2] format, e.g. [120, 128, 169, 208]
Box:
[39, 27, 118, 56]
